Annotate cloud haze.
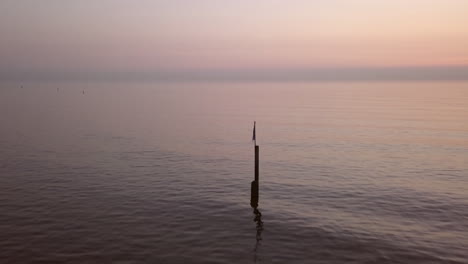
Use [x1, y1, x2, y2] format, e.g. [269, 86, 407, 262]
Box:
[1, 0, 467, 80]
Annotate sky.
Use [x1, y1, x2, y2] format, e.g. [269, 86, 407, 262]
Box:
[1, 0, 468, 80]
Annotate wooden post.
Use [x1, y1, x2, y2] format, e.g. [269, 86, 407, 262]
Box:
[251, 145, 260, 208]
[250, 180, 258, 208]
[250, 121, 260, 208]
[255, 145, 259, 183]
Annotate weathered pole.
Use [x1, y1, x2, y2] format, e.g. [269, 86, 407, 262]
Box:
[251, 180, 258, 207]
[255, 145, 259, 182]
[251, 122, 260, 208]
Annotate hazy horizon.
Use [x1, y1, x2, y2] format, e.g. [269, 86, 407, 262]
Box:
[2, 66, 468, 82]
[1, 0, 468, 81]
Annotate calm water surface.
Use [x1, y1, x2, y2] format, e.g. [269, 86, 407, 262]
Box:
[1, 81, 467, 263]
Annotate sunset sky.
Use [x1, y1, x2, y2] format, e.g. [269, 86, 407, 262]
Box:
[1, 0, 468, 79]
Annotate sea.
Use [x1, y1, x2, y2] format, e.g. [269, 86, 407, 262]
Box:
[1, 81, 467, 263]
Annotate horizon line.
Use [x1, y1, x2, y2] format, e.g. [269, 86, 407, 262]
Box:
[2, 65, 468, 82]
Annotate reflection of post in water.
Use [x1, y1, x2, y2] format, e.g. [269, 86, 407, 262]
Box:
[253, 206, 263, 263]
[253, 207, 263, 245]
[252, 187, 263, 260]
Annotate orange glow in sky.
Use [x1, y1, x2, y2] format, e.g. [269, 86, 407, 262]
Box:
[1, 0, 467, 74]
